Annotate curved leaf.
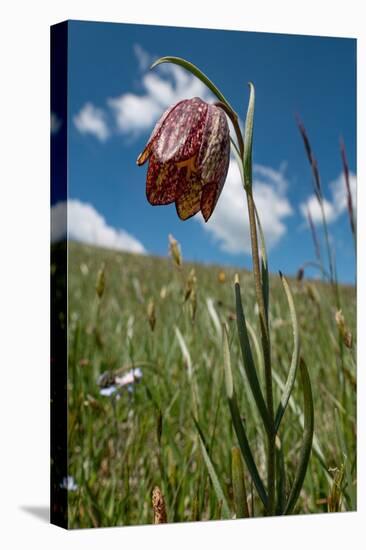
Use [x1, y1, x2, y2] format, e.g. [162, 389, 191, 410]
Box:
[228, 396, 268, 510]
[230, 137, 244, 180]
[284, 358, 314, 515]
[234, 277, 271, 434]
[275, 435, 286, 514]
[151, 56, 234, 112]
[232, 447, 250, 518]
[272, 367, 330, 483]
[197, 430, 231, 519]
[222, 325, 268, 510]
[254, 202, 269, 324]
[274, 273, 300, 432]
[243, 82, 255, 190]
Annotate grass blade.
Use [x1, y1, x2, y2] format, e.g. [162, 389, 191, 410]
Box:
[232, 447, 250, 518]
[334, 406, 356, 510]
[275, 436, 286, 514]
[196, 430, 231, 519]
[234, 277, 271, 434]
[284, 358, 314, 515]
[275, 273, 300, 432]
[272, 368, 331, 483]
[175, 326, 199, 419]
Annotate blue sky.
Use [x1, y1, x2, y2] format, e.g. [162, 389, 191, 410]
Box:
[52, 20, 356, 283]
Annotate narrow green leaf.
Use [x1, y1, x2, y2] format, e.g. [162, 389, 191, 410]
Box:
[243, 82, 255, 190]
[230, 137, 244, 180]
[207, 297, 222, 339]
[175, 326, 198, 419]
[246, 319, 264, 380]
[272, 367, 331, 483]
[275, 435, 286, 514]
[284, 358, 314, 515]
[151, 56, 234, 112]
[232, 447, 250, 518]
[196, 431, 231, 519]
[222, 324, 268, 509]
[228, 395, 268, 510]
[334, 406, 356, 510]
[254, 203, 269, 323]
[222, 323, 233, 399]
[234, 278, 271, 434]
[274, 273, 301, 432]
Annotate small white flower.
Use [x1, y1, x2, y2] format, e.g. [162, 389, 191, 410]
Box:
[100, 385, 117, 397]
[115, 368, 142, 388]
[60, 476, 78, 491]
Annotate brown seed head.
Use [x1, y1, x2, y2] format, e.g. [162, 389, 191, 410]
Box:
[152, 486, 167, 524]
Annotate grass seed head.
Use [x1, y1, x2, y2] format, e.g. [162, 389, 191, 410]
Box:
[147, 299, 156, 331]
[218, 270, 226, 283]
[152, 486, 167, 524]
[95, 263, 106, 299]
[335, 309, 353, 348]
[169, 234, 183, 269]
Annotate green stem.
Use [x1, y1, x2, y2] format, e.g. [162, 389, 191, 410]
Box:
[213, 101, 244, 157]
[246, 189, 276, 514]
[241, 82, 275, 515]
[219, 80, 277, 515]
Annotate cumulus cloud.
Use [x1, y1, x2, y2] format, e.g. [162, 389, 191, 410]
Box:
[51, 199, 146, 254]
[107, 52, 213, 136]
[300, 171, 356, 225]
[198, 160, 293, 254]
[73, 103, 110, 141]
[133, 43, 152, 71]
[73, 45, 241, 142]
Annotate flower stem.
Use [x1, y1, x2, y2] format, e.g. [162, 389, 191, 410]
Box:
[242, 83, 275, 515]
[213, 101, 244, 158]
[246, 188, 276, 515]
[219, 84, 276, 515]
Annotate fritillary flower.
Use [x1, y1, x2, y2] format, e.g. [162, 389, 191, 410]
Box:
[137, 97, 230, 221]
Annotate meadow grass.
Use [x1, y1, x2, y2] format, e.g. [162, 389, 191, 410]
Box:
[65, 239, 356, 528]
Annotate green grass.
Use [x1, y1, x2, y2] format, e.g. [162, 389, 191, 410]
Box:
[64, 240, 356, 528]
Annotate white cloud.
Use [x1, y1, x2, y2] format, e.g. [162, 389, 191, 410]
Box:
[108, 93, 162, 136]
[198, 160, 293, 254]
[73, 103, 110, 141]
[300, 171, 356, 225]
[133, 43, 152, 71]
[331, 171, 357, 214]
[73, 45, 240, 142]
[51, 112, 62, 134]
[107, 46, 213, 136]
[51, 199, 146, 254]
